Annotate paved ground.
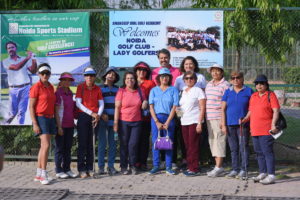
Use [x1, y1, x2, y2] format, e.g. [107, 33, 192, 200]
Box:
[1, 162, 300, 199]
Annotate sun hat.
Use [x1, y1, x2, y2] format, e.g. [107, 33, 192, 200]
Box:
[134, 63, 150, 71]
[254, 74, 268, 83]
[59, 73, 74, 81]
[207, 64, 223, 73]
[84, 67, 96, 75]
[158, 68, 171, 75]
[102, 67, 120, 83]
[38, 65, 51, 73]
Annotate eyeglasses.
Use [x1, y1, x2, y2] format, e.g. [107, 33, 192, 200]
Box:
[137, 68, 147, 72]
[184, 77, 194, 80]
[160, 74, 170, 78]
[40, 71, 51, 76]
[231, 76, 241, 80]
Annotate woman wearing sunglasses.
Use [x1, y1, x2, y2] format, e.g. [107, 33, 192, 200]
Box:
[29, 63, 56, 185]
[179, 71, 206, 176]
[221, 71, 253, 179]
[241, 74, 280, 185]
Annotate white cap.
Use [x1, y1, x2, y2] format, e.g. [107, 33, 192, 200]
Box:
[207, 64, 223, 73]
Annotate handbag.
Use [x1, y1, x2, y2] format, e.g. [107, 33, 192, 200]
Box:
[268, 92, 287, 131]
[154, 130, 173, 150]
[137, 88, 150, 117]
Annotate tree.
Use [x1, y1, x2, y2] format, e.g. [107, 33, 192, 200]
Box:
[163, 0, 300, 71]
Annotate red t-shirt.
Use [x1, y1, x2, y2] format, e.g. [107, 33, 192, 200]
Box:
[249, 91, 280, 136]
[140, 80, 156, 99]
[115, 88, 145, 122]
[75, 83, 103, 113]
[29, 81, 56, 116]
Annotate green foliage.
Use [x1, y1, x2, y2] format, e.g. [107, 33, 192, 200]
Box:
[283, 67, 300, 84]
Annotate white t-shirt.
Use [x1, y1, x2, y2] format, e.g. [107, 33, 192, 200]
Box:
[2, 56, 31, 86]
[179, 86, 206, 125]
[174, 73, 206, 91]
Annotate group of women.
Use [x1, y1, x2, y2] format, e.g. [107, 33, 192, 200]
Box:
[30, 56, 280, 185]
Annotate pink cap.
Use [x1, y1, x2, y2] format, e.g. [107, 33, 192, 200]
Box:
[59, 73, 74, 81]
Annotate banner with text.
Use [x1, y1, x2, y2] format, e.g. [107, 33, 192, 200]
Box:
[109, 10, 223, 68]
[0, 12, 90, 125]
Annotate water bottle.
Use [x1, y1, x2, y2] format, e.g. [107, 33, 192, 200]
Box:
[114, 132, 118, 141]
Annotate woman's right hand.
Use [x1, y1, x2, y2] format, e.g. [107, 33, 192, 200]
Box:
[33, 123, 41, 134]
[58, 127, 64, 136]
[156, 121, 163, 130]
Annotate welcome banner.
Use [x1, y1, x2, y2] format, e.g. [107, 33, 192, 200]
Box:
[109, 10, 223, 68]
[0, 12, 90, 125]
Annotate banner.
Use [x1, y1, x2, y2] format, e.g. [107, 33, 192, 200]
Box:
[109, 10, 223, 68]
[0, 12, 90, 125]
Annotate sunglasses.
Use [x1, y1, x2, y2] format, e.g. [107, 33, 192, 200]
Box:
[255, 81, 266, 85]
[184, 77, 194, 80]
[137, 68, 148, 72]
[84, 74, 96, 77]
[160, 74, 170, 78]
[39, 71, 51, 76]
[231, 76, 241, 80]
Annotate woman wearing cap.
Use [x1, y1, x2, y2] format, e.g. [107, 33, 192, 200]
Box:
[180, 71, 206, 176]
[75, 67, 104, 178]
[29, 63, 56, 185]
[241, 74, 280, 184]
[113, 71, 147, 175]
[205, 64, 230, 177]
[97, 67, 119, 175]
[54, 72, 77, 179]
[148, 68, 179, 175]
[134, 62, 156, 171]
[221, 71, 253, 179]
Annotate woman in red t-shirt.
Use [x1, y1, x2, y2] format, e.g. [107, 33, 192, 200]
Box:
[133, 62, 155, 171]
[29, 63, 56, 185]
[242, 74, 280, 185]
[114, 71, 147, 175]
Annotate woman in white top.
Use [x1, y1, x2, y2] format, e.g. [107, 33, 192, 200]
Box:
[174, 56, 206, 91]
[179, 71, 206, 176]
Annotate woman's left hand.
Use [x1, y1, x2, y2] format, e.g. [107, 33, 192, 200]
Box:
[142, 100, 148, 110]
[196, 123, 202, 134]
[163, 122, 169, 130]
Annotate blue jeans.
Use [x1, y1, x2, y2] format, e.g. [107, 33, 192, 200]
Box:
[252, 135, 275, 175]
[97, 120, 116, 168]
[55, 127, 74, 173]
[118, 120, 142, 169]
[227, 125, 250, 171]
[151, 114, 175, 168]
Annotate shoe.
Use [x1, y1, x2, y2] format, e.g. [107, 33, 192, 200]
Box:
[56, 172, 69, 179]
[121, 168, 131, 175]
[226, 170, 238, 178]
[148, 167, 160, 175]
[207, 167, 224, 177]
[34, 176, 41, 182]
[253, 173, 267, 183]
[166, 167, 176, 175]
[98, 167, 106, 175]
[79, 171, 88, 178]
[39, 176, 51, 185]
[87, 170, 93, 177]
[159, 161, 166, 170]
[236, 170, 247, 179]
[259, 175, 275, 185]
[183, 170, 200, 177]
[140, 164, 148, 171]
[66, 171, 78, 178]
[172, 163, 178, 170]
[131, 167, 138, 175]
[107, 167, 118, 176]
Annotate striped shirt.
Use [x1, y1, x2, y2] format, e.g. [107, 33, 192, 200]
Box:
[205, 78, 230, 120]
[99, 84, 119, 126]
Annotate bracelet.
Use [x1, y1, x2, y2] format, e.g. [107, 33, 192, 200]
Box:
[154, 119, 158, 123]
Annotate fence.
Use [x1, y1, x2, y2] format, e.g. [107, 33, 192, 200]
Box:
[0, 8, 300, 162]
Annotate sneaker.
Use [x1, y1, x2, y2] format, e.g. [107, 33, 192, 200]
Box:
[34, 176, 41, 182]
[259, 175, 275, 185]
[207, 167, 224, 177]
[107, 167, 118, 176]
[131, 167, 138, 175]
[140, 164, 148, 171]
[236, 170, 246, 179]
[226, 170, 238, 178]
[39, 176, 51, 185]
[166, 167, 176, 175]
[56, 172, 69, 179]
[98, 167, 106, 175]
[159, 161, 166, 170]
[79, 171, 88, 178]
[121, 168, 131, 175]
[148, 166, 160, 175]
[253, 173, 267, 183]
[87, 170, 93, 177]
[183, 170, 200, 177]
[66, 171, 78, 178]
[172, 163, 178, 170]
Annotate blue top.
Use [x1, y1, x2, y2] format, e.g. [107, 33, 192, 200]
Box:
[222, 86, 253, 126]
[99, 84, 119, 126]
[149, 86, 179, 115]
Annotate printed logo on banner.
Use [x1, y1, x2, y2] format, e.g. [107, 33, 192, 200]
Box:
[214, 12, 223, 21]
[9, 23, 19, 34]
